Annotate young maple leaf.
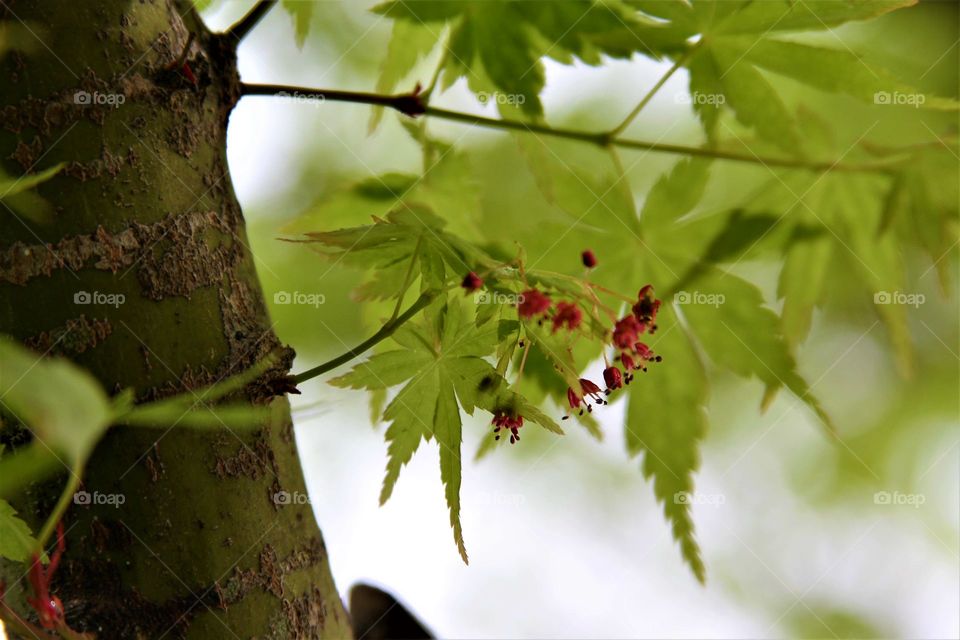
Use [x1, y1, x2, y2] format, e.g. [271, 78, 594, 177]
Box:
[330, 295, 561, 563]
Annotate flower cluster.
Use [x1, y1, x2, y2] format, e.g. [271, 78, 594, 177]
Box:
[464, 250, 664, 443]
[565, 284, 663, 418]
[492, 410, 524, 444]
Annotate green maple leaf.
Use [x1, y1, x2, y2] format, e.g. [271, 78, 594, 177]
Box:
[771, 112, 951, 376]
[636, 0, 958, 148]
[330, 295, 562, 563]
[281, 0, 313, 48]
[370, 19, 442, 131]
[0, 499, 39, 562]
[680, 266, 836, 434]
[640, 160, 835, 433]
[297, 203, 486, 293]
[626, 305, 708, 583]
[698, 0, 918, 34]
[373, 0, 687, 116]
[878, 146, 959, 291]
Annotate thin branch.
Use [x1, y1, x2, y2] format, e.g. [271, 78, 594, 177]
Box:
[292, 290, 439, 384]
[609, 47, 697, 137]
[35, 471, 81, 551]
[242, 83, 426, 116]
[423, 105, 902, 172]
[225, 0, 277, 43]
[240, 82, 907, 173]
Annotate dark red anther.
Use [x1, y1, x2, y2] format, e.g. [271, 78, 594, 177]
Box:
[581, 250, 597, 268]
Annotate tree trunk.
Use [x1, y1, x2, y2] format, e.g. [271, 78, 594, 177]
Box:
[0, 0, 351, 637]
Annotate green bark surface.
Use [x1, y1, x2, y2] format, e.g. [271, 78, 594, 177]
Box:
[0, 0, 351, 637]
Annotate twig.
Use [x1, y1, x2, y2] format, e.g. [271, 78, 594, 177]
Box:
[609, 46, 697, 137]
[292, 290, 439, 384]
[241, 82, 905, 173]
[242, 83, 426, 116]
[225, 0, 277, 43]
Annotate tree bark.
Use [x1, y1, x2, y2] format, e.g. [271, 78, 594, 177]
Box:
[0, 0, 351, 637]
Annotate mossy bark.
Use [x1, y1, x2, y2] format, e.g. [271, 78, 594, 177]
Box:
[0, 0, 351, 637]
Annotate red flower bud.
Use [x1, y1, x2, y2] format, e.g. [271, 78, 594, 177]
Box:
[461, 271, 483, 293]
[603, 366, 623, 391]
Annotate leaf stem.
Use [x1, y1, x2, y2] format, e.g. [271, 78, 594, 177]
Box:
[587, 281, 636, 304]
[240, 82, 904, 173]
[35, 470, 81, 552]
[225, 0, 277, 43]
[391, 234, 424, 321]
[423, 44, 449, 100]
[292, 290, 440, 384]
[516, 338, 531, 379]
[609, 47, 696, 137]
